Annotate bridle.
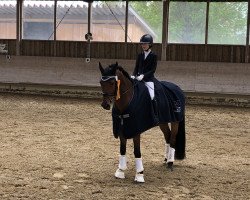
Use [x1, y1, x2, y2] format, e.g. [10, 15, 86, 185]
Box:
[100, 75, 119, 100]
[100, 75, 136, 101]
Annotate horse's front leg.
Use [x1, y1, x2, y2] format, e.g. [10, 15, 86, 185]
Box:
[115, 135, 127, 179]
[133, 134, 145, 183]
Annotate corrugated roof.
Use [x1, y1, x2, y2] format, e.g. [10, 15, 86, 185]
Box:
[0, 4, 127, 17]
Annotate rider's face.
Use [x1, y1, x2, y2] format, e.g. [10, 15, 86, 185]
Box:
[141, 43, 150, 51]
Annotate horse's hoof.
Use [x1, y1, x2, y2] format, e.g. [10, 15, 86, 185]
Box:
[115, 169, 125, 179]
[167, 162, 174, 171]
[134, 172, 145, 183]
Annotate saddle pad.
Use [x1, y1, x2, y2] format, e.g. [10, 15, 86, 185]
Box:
[155, 80, 185, 123]
[112, 80, 185, 139]
[112, 81, 155, 139]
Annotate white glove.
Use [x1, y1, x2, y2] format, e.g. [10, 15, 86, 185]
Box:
[131, 75, 135, 79]
[136, 74, 144, 81]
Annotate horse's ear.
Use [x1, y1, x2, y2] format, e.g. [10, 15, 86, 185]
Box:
[99, 62, 104, 74]
[114, 62, 119, 73]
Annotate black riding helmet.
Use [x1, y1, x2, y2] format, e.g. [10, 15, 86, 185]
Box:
[140, 34, 153, 48]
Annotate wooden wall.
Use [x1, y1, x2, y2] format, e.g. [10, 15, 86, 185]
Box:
[167, 44, 247, 63]
[0, 39, 249, 63]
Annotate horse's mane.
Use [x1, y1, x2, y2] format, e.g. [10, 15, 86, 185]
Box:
[108, 63, 132, 81]
[117, 66, 132, 81]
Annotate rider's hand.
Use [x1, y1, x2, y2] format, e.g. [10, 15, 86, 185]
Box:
[136, 74, 144, 81]
[130, 75, 135, 79]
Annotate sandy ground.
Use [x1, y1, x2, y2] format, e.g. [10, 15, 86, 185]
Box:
[0, 93, 249, 200]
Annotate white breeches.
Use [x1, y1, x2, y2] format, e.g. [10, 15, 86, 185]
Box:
[145, 81, 154, 100]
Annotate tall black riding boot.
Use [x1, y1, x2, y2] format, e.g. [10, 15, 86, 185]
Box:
[152, 99, 159, 125]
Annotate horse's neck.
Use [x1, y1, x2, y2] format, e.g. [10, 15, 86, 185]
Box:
[115, 76, 133, 113]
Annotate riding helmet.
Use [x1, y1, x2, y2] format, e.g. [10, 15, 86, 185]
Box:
[140, 34, 153, 46]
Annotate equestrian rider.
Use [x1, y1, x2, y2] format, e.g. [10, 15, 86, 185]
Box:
[131, 34, 159, 124]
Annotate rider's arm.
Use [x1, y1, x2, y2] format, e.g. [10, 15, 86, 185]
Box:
[133, 54, 140, 76]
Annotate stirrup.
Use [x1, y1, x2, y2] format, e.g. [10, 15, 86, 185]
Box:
[115, 168, 125, 179]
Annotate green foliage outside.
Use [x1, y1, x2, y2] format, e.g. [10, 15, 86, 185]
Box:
[168, 2, 206, 44]
[130, 1, 248, 45]
[130, 1, 163, 43]
[208, 2, 247, 44]
[97, 1, 163, 42]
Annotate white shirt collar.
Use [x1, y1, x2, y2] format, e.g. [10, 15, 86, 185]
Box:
[144, 49, 151, 59]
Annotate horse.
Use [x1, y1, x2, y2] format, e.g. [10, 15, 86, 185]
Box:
[99, 62, 186, 183]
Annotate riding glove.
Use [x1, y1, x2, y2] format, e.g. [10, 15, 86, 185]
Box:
[131, 75, 135, 79]
[136, 74, 144, 81]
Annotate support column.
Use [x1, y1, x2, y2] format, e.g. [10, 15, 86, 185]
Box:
[245, 1, 249, 63]
[124, 0, 129, 59]
[161, 0, 169, 61]
[54, 0, 57, 41]
[88, 1, 92, 34]
[204, 1, 210, 62]
[16, 0, 22, 56]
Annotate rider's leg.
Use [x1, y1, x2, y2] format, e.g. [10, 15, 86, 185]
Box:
[145, 81, 154, 100]
[145, 81, 159, 124]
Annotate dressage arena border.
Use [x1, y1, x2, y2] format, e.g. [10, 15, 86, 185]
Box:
[0, 83, 249, 108]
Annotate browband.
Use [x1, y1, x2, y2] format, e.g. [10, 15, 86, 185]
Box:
[101, 75, 118, 82]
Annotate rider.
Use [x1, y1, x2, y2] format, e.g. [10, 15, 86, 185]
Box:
[131, 34, 159, 124]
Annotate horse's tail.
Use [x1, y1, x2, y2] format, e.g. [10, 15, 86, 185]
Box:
[175, 116, 186, 160]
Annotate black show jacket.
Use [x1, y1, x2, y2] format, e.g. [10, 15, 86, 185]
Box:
[133, 51, 157, 82]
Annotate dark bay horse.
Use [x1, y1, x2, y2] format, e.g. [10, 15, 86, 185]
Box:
[99, 62, 186, 183]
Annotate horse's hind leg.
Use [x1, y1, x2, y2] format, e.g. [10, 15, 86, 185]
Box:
[115, 135, 127, 179]
[133, 134, 145, 183]
[168, 122, 179, 170]
[160, 122, 179, 170]
[160, 123, 171, 160]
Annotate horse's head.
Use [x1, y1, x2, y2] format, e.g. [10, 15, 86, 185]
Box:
[99, 62, 121, 110]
